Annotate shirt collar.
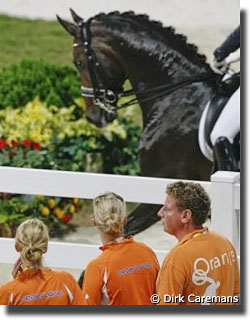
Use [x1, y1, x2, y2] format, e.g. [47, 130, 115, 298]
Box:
[100, 236, 134, 251]
[178, 227, 209, 246]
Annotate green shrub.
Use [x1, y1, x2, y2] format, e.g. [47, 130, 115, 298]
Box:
[0, 59, 81, 108]
[101, 118, 140, 175]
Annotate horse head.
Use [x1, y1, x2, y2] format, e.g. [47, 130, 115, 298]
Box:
[57, 10, 126, 127]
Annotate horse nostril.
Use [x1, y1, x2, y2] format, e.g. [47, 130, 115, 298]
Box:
[86, 114, 104, 128]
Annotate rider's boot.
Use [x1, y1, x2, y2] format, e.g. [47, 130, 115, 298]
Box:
[213, 136, 238, 171]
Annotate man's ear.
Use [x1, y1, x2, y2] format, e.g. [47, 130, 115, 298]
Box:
[181, 209, 193, 223]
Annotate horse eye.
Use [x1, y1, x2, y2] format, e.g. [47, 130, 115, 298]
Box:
[75, 60, 84, 69]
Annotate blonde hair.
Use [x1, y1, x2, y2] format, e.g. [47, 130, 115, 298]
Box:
[93, 192, 126, 235]
[15, 218, 49, 268]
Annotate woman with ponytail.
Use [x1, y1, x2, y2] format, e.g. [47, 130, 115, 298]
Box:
[0, 218, 83, 305]
[81, 192, 159, 305]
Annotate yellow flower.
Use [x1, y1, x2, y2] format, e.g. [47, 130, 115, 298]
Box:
[54, 207, 64, 220]
[48, 198, 56, 209]
[41, 206, 50, 216]
[69, 205, 75, 214]
[73, 198, 79, 204]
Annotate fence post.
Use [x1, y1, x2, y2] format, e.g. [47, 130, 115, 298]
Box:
[210, 171, 240, 254]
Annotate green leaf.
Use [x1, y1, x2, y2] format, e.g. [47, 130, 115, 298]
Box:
[0, 214, 8, 224]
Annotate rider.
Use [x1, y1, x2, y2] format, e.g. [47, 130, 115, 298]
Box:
[210, 25, 240, 171]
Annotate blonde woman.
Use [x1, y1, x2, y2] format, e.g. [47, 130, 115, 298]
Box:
[81, 192, 159, 305]
[0, 218, 84, 305]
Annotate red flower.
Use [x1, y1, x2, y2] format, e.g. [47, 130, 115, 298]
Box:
[63, 215, 72, 223]
[32, 142, 41, 150]
[22, 139, 32, 147]
[0, 138, 7, 150]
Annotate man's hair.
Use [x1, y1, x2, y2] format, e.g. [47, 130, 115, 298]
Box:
[166, 181, 211, 226]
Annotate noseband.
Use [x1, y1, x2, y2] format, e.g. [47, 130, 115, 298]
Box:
[76, 18, 220, 114]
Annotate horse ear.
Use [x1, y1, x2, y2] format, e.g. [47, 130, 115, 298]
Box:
[56, 15, 78, 36]
[70, 8, 84, 24]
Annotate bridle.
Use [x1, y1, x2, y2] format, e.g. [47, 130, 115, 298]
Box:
[76, 18, 220, 114]
[75, 18, 136, 113]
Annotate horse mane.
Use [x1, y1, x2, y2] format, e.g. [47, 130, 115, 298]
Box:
[92, 11, 211, 69]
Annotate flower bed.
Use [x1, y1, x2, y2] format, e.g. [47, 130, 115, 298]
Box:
[0, 192, 84, 237]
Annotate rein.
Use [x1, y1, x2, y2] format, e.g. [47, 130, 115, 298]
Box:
[113, 73, 219, 110]
[78, 19, 219, 113]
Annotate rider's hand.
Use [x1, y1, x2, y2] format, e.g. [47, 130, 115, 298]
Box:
[211, 57, 228, 75]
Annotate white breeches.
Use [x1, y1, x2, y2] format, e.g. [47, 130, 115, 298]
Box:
[210, 87, 240, 145]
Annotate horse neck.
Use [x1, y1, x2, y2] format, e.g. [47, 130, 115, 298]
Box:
[108, 32, 216, 127]
[104, 26, 212, 85]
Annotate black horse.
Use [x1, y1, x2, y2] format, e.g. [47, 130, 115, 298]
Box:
[57, 10, 239, 235]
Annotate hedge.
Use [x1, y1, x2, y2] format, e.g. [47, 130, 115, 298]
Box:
[0, 59, 81, 108]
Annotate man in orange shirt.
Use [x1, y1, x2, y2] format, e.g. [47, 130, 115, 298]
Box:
[81, 192, 159, 305]
[156, 181, 240, 305]
[0, 218, 84, 305]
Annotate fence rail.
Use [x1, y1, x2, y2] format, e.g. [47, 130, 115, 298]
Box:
[0, 238, 168, 269]
[0, 166, 212, 204]
[0, 166, 240, 269]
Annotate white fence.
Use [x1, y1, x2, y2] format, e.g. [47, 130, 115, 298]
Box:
[0, 166, 240, 270]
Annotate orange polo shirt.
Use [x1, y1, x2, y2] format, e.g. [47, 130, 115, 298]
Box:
[0, 268, 84, 305]
[82, 236, 159, 305]
[156, 228, 240, 305]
